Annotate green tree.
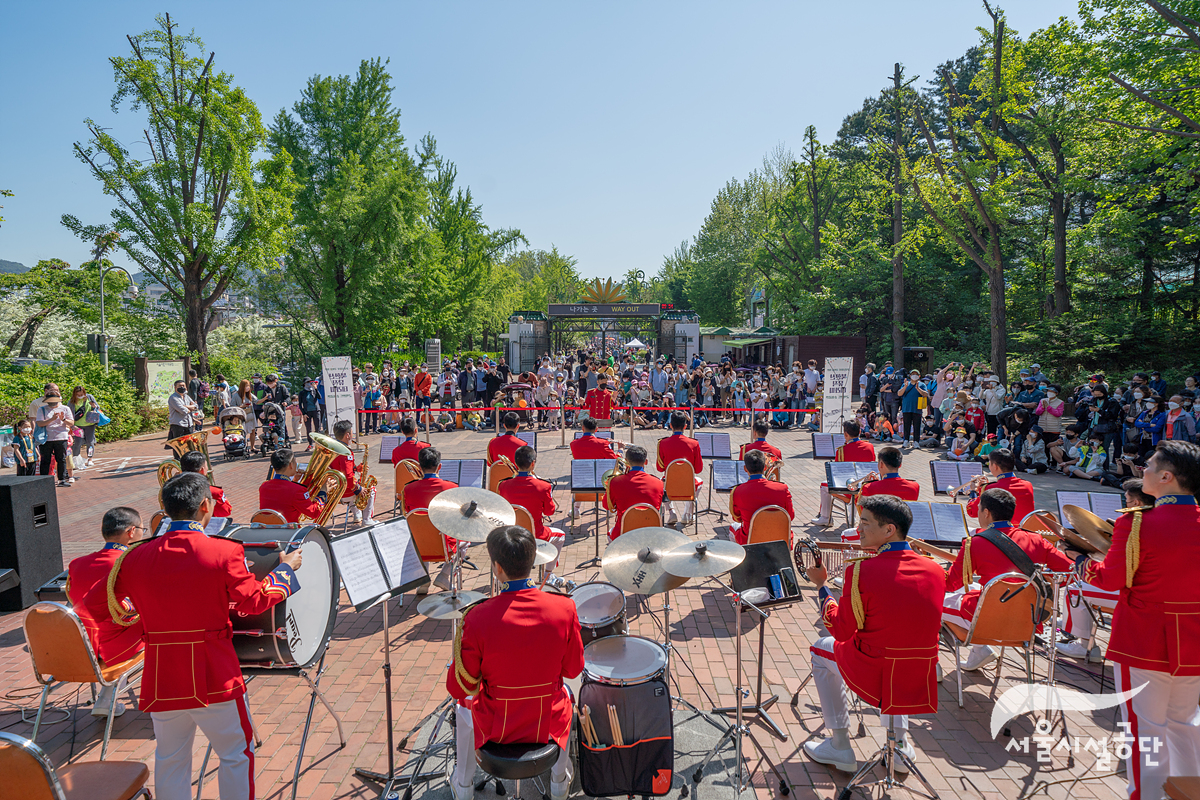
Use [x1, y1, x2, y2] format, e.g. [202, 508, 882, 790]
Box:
[1, 259, 134, 358]
[66, 13, 295, 376]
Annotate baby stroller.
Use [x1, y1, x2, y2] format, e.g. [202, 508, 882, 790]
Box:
[258, 402, 287, 456]
[218, 406, 250, 461]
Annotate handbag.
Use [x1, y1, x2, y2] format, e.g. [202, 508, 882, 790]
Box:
[96, 410, 111, 426]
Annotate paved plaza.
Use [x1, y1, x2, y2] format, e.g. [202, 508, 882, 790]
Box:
[0, 421, 1128, 799]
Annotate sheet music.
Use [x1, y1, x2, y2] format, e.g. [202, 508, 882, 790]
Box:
[517, 431, 537, 450]
[377, 434, 403, 463]
[812, 433, 846, 459]
[906, 502, 937, 542]
[697, 433, 732, 460]
[930, 462, 960, 493]
[1057, 491, 1093, 529]
[370, 519, 427, 591]
[712, 460, 747, 492]
[574, 431, 613, 440]
[930, 503, 969, 543]
[1090, 492, 1125, 524]
[454, 459, 485, 489]
[330, 532, 390, 607]
[571, 459, 616, 491]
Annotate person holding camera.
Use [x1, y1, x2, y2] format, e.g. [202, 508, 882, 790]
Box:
[897, 369, 929, 447]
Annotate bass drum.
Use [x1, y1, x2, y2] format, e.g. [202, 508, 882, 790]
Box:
[218, 524, 339, 670]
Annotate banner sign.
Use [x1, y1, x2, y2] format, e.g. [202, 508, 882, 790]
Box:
[146, 360, 186, 409]
[322, 356, 355, 430]
[547, 303, 661, 317]
[821, 356, 854, 434]
[425, 339, 441, 371]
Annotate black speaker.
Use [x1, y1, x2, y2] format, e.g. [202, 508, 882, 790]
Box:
[0, 476, 62, 611]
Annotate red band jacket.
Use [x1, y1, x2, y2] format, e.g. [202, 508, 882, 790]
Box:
[836, 439, 876, 463]
[487, 432, 525, 466]
[66, 544, 144, 665]
[583, 387, 615, 421]
[209, 486, 233, 518]
[603, 468, 664, 539]
[391, 437, 430, 465]
[498, 473, 558, 540]
[860, 475, 921, 502]
[945, 521, 1072, 620]
[730, 477, 795, 546]
[570, 434, 617, 461]
[657, 432, 703, 475]
[258, 475, 324, 523]
[740, 439, 782, 460]
[965, 474, 1034, 524]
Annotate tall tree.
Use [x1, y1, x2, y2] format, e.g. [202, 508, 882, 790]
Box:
[1, 259, 133, 357]
[66, 14, 294, 375]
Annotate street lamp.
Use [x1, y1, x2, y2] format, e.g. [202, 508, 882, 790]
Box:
[99, 263, 136, 371]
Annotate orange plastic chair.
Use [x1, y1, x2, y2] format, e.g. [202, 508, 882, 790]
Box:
[392, 459, 423, 516]
[23, 603, 144, 760]
[487, 456, 517, 494]
[943, 572, 1043, 707]
[406, 510, 452, 564]
[1166, 777, 1200, 800]
[513, 504, 537, 535]
[251, 509, 287, 525]
[747, 505, 792, 547]
[0, 731, 151, 800]
[618, 502, 662, 537]
[664, 458, 699, 534]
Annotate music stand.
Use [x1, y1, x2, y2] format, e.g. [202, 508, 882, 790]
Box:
[695, 432, 733, 522]
[571, 459, 615, 567]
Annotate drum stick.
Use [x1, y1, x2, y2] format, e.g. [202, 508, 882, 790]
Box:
[609, 704, 623, 746]
[581, 705, 597, 747]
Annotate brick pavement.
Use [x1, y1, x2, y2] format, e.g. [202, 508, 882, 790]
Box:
[0, 420, 1127, 799]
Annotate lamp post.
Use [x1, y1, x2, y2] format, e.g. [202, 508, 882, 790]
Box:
[98, 264, 135, 371]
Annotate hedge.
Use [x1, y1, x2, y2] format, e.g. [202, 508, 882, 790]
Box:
[0, 354, 162, 443]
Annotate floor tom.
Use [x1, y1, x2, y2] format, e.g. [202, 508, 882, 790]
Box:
[572, 581, 627, 646]
[582, 635, 668, 687]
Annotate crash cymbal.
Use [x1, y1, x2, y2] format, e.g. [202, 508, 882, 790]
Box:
[417, 590, 486, 620]
[661, 538, 745, 580]
[1061, 505, 1114, 555]
[534, 540, 558, 567]
[427, 487, 516, 543]
[602, 527, 690, 595]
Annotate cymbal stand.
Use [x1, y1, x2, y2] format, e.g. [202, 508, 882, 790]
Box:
[1034, 569, 1077, 765]
[713, 601, 787, 741]
[655, 587, 708, 717]
[691, 575, 791, 797]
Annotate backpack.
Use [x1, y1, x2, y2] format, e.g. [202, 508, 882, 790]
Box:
[198, 381, 211, 400]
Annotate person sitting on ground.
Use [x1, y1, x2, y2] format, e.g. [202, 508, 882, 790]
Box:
[1067, 432, 1108, 482]
[1018, 429, 1050, 474]
[1048, 426, 1084, 472]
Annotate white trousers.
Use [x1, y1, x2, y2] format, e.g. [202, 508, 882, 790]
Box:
[151, 696, 254, 800]
[810, 637, 906, 734]
[668, 500, 693, 522]
[546, 530, 565, 572]
[350, 487, 376, 522]
[453, 704, 572, 789]
[815, 484, 832, 523]
[1064, 580, 1119, 640]
[1115, 664, 1200, 800]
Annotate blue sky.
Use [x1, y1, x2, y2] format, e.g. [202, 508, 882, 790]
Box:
[1, 0, 1076, 281]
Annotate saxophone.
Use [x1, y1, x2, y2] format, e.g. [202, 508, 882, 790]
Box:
[356, 442, 377, 510]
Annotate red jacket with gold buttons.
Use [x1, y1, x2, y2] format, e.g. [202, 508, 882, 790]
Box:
[603, 467, 663, 539]
[498, 473, 558, 541]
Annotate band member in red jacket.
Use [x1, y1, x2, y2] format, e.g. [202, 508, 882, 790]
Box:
[403, 446, 461, 592]
[66, 506, 146, 717]
[604, 445, 664, 539]
[727, 449, 794, 546]
[390, 417, 430, 465]
[843, 447, 921, 543]
[329, 419, 374, 524]
[739, 420, 782, 460]
[447, 525, 583, 800]
[180, 451, 232, 517]
[583, 372, 616, 425]
[259, 449, 325, 523]
[97, 473, 302, 800]
[570, 418, 618, 518]
[657, 412, 703, 525]
[803, 495, 946, 775]
[813, 421, 875, 526]
[1077, 441, 1200, 800]
[487, 413, 526, 465]
[942, 488, 1072, 672]
[498, 445, 565, 575]
[964, 449, 1034, 525]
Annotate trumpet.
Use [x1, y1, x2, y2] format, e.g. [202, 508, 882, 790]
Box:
[847, 471, 881, 492]
[947, 473, 994, 499]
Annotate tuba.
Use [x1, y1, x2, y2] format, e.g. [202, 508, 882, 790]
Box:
[158, 430, 214, 486]
[764, 456, 783, 482]
[601, 457, 629, 491]
[355, 442, 377, 511]
[298, 433, 350, 527]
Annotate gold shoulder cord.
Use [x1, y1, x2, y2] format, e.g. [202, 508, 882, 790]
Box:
[106, 544, 142, 627]
[848, 555, 871, 630]
[453, 606, 482, 697]
[962, 536, 973, 590]
[1126, 510, 1142, 589]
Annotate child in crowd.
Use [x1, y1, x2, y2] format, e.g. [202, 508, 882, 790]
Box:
[873, 413, 898, 443]
[287, 394, 303, 442]
[11, 419, 38, 476]
[1019, 429, 1049, 473]
[947, 427, 973, 461]
[464, 404, 483, 432]
[1049, 428, 1084, 473]
[732, 381, 748, 426]
[976, 433, 999, 463]
[546, 392, 561, 430]
[433, 407, 454, 433]
[491, 392, 505, 430]
[1067, 434, 1108, 481]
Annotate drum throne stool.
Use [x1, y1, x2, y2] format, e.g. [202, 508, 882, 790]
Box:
[474, 740, 562, 797]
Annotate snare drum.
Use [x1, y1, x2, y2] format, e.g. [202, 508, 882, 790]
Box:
[572, 581, 627, 645]
[219, 524, 339, 670]
[583, 635, 668, 687]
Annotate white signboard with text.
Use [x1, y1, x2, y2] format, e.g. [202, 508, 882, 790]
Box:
[322, 356, 355, 430]
[821, 356, 854, 434]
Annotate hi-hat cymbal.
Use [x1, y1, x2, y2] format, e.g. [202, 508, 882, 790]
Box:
[603, 527, 690, 595]
[427, 487, 516, 543]
[661, 538, 745, 579]
[417, 590, 486, 620]
[534, 540, 557, 566]
[1061, 505, 1114, 555]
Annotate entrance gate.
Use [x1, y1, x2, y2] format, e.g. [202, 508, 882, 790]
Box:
[509, 304, 699, 367]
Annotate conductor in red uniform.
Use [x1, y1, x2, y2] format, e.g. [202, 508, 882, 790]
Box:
[727, 449, 795, 545]
[843, 447, 921, 543]
[657, 411, 703, 525]
[66, 506, 146, 718]
[942, 488, 1072, 672]
[813, 421, 875, 526]
[604, 445, 664, 539]
[98, 473, 302, 800]
[583, 372, 616, 425]
[329, 419, 374, 524]
[1077, 441, 1200, 800]
[570, 418, 618, 518]
[487, 413, 525, 465]
[390, 417, 430, 464]
[258, 448, 325, 523]
[803, 494, 946, 775]
[447, 525, 583, 800]
[739, 420, 782, 460]
[180, 451, 232, 517]
[498, 445, 565, 575]
[964, 449, 1034, 525]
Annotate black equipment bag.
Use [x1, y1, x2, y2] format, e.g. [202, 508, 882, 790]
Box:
[577, 676, 673, 797]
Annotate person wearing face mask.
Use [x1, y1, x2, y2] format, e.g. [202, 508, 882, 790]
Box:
[1049, 427, 1084, 473]
[964, 395, 986, 434]
[1086, 385, 1123, 467]
[879, 366, 903, 427]
[1033, 385, 1065, 445]
[1134, 396, 1169, 454]
[167, 379, 201, 441]
[859, 362, 879, 412]
[980, 377, 1005, 435]
[36, 389, 75, 486]
[1165, 395, 1197, 443]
